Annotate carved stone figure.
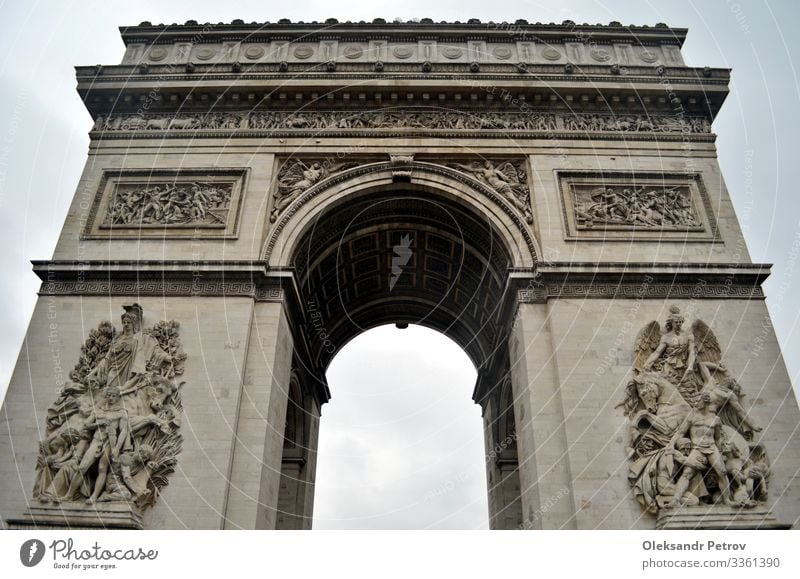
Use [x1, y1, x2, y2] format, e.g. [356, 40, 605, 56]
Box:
[99, 444, 156, 504]
[35, 427, 86, 502]
[67, 385, 130, 504]
[665, 392, 732, 508]
[698, 361, 762, 436]
[619, 305, 768, 515]
[33, 304, 185, 512]
[272, 160, 357, 222]
[449, 160, 534, 223]
[103, 182, 232, 227]
[639, 306, 697, 385]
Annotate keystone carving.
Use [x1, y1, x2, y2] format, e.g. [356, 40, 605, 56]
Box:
[619, 306, 768, 515]
[270, 157, 536, 226]
[389, 154, 414, 179]
[34, 304, 186, 511]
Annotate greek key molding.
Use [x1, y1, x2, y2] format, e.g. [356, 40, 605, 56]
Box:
[517, 282, 764, 303]
[38, 277, 284, 302]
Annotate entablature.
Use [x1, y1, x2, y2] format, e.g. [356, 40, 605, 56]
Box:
[77, 64, 728, 121]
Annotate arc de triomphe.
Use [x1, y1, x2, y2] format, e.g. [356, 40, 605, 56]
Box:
[1, 19, 798, 530]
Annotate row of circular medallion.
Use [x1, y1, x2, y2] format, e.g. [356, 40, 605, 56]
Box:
[146, 44, 662, 64]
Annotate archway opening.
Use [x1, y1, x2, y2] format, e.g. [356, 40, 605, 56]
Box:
[312, 324, 487, 529]
[276, 182, 525, 529]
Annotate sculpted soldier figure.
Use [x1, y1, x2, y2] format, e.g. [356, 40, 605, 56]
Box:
[36, 427, 87, 502]
[665, 392, 732, 507]
[32, 304, 186, 512]
[140, 186, 164, 222]
[87, 304, 172, 393]
[65, 386, 130, 504]
[698, 361, 762, 435]
[99, 444, 156, 503]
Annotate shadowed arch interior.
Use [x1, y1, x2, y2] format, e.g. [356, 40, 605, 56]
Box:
[290, 187, 515, 372]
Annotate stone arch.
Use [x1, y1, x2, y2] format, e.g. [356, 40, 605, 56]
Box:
[263, 159, 533, 529]
[263, 160, 539, 269]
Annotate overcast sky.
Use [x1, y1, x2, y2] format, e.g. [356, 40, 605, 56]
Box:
[1, 0, 799, 529]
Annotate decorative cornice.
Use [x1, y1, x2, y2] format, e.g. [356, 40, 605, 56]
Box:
[514, 262, 770, 302]
[32, 261, 770, 302]
[517, 282, 764, 302]
[119, 20, 689, 47]
[79, 65, 726, 84]
[34, 263, 285, 301]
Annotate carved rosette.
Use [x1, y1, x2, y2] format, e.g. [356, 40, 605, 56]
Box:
[619, 305, 769, 517]
[33, 304, 186, 514]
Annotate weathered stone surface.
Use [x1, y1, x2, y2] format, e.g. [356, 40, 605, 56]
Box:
[656, 505, 790, 530]
[7, 502, 143, 530]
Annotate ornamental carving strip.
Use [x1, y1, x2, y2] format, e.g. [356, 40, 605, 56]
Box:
[38, 279, 285, 301]
[517, 284, 765, 302]
[92, 111, 712, 137]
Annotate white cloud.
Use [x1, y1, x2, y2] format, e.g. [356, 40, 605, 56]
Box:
[313, 324, 488, 529]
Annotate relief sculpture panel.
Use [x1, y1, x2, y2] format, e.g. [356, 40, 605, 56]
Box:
[83, 169, 247, 239]
[34, 305, 186, 514]
[558, 172, 719, 241]
[619, 306, 769, 516]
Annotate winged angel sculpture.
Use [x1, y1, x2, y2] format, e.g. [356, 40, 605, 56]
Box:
[448, 160, 534, 223]
[619, 305, 768, 514]
[33, 304, 186, 510]
[271, 159, 359, 222]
